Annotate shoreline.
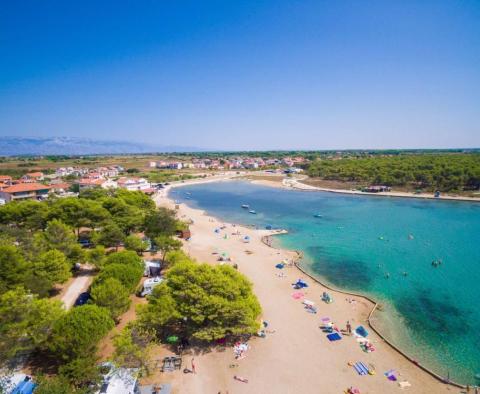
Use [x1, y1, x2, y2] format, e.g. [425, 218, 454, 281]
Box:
[153, 175, 465, 393]
[249, 175, 480, 203]
[261, 235, 467, 390]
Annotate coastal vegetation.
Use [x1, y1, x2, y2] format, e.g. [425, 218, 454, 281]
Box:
[0, 187, 263, 391]
[0, 190, 177, 391]
[306, 153, 480, 192]
[137, 251, 261, 342]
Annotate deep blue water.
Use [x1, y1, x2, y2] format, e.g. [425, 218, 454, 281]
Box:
[170, 181, 480, 384]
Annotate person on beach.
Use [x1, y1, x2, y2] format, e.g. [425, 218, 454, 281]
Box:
[191, 358, 196, 374]
[346, 321, 352, 334]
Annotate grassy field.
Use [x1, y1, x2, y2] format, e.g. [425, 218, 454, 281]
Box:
[0, 154, 202, 178]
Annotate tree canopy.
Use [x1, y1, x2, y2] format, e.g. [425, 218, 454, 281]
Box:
[0, 288, 64, 362]
[154, 235, 182, 262]
[144, 208, 177, 239]
[306, 153, 480, 192]
[90, 277, 131, 320]
[95, 263, 143, 294]
[139, 259, 261, 341]
[49, 304, 114, 361]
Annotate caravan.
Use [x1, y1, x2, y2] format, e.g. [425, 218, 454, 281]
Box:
[143, 260, 161, 277]
[140, 277, 163, 297]
[96, 363, 140, 394]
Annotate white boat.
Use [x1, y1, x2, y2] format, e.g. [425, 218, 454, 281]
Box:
[313, 213, 323, 218]
[241, 204, 249, 209]
[249, 210, 257, 214]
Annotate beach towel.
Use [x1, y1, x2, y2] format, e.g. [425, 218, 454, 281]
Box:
[398, 381, 411, 389]
[292, 291, 304, 299]
[384, 370, 397, 381]
[326, 333, 342, 341]
[355, 326, 368, 337]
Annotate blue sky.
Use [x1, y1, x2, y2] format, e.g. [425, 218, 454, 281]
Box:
[1, 0, 479, 150]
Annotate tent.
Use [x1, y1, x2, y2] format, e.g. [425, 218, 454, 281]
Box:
[10, 376, 36, 394]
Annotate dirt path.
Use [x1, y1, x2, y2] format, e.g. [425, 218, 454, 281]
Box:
[60, 266, 95, 309]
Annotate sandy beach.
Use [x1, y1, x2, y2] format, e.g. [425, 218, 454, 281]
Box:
[152, 176, 461, 394]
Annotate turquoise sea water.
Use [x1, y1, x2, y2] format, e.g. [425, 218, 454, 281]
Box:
[170, 181, 480, 384]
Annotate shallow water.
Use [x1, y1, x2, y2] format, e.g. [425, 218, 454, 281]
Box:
[171, 180, 480, 384]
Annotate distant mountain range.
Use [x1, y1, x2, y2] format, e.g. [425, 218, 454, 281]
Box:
[0, 137, 201, 156]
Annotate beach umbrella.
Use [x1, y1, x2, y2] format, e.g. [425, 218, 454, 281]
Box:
[275, 263, 284, 269]
[166, 335, 179, 344]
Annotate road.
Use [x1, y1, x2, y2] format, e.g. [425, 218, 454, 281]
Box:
[60, 266, 95, 309]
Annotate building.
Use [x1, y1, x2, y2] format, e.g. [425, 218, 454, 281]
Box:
[0, 183, 50, 202]
[117, 177, 151, 192]
[21, 172, 44, 182]
[0, 176, 13, 191]
[77, 178, 118, 191]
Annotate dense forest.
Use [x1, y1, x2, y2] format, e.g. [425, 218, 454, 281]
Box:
[306, 153, 480, 192]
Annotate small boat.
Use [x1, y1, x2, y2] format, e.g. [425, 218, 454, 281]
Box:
[313, 213, 323, 218]
[249, 210, 257, 214]
[241, 204, 249, 209]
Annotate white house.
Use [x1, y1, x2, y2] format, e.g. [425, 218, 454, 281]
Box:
[117, 177, 151, 191]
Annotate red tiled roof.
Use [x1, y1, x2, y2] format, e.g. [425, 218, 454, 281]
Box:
[49, 182, 70, 190]
[2, 183, 50, 193]
[78, 178, 104, 185]
[25, 172, 44, 177]
[0, 175, 12, 181]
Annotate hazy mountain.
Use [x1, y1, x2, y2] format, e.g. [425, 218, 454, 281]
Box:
[0, 137, 201, 156]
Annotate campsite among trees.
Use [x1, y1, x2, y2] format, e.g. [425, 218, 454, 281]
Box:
[0, 188, 262, 392]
